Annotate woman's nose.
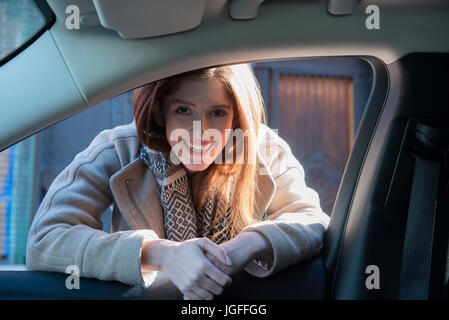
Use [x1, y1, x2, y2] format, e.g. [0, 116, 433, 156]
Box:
[188, 115, 212, 143]
[190, 114, 211, 130]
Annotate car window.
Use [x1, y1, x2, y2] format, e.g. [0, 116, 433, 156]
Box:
[0, 91, 134, 268]
[0, 0, 48, 65]
[0, 57, 372, 269]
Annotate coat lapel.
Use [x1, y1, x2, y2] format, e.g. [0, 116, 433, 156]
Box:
[109, 158, 165, 238]
[109, 152, 276, 238]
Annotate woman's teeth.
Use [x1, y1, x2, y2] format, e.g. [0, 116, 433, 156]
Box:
[185, 141, 213, 152]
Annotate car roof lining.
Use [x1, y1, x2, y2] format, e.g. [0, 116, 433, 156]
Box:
[46, 0, 449, 106]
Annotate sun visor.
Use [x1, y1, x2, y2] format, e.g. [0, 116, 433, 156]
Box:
[328, 0, 358, 15]
[90, 0, 207, 39]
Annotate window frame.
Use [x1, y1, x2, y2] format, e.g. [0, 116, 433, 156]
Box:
[0, 0, 56, 68]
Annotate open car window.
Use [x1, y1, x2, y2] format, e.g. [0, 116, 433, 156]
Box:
[0, 57, 372, 271]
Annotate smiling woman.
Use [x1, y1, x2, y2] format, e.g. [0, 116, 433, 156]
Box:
[25, 63, 330, 300]
[133, 65, 266, 245]
[160, 78, 236, 173]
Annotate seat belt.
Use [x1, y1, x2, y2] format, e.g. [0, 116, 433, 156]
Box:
[399, 123, 449, 300]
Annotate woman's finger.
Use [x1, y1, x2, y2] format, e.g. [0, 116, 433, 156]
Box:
[190, 285, 214, 300]
[184, 291, 202, 300]
[202, 259, 232, 287]
[197, 273, 225, 296]
[198, 238, 232, 266]
[204, 251, 232, 275]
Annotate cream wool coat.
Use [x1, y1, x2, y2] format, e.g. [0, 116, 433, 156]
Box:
[26, 121, 330, 287]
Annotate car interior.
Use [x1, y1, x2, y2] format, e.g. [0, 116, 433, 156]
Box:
[0, 0, 448, 300]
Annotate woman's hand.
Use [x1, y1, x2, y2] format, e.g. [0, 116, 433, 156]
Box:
[141, 237, 232, 300]
[205, 231, 274, 276]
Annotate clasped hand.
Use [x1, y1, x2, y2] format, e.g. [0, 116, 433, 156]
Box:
[143, 231, 272, 300]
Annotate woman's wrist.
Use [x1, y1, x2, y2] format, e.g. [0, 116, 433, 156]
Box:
[141, 238, 174, 271]
[237, 231, 273, 261]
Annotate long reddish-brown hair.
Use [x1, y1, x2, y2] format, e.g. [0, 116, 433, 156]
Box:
[133, 64, 267, 240]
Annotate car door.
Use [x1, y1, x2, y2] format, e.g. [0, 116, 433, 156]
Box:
[325, 52, 449, 300]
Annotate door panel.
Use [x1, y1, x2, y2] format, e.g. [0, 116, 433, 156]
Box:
[0, 256, 327, 300]
[326, 53, 449, 299]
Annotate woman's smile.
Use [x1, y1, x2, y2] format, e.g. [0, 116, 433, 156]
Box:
[182, 139, 215, 157]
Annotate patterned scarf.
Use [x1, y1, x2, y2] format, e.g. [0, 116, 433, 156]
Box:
[138, 144, 231, 244]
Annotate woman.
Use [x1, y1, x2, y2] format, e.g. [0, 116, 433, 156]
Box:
[26, 63, 330, 300]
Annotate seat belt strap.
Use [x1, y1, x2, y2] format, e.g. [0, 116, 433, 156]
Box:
[399, 157, 440, 300]
[399, 123, 449, 300]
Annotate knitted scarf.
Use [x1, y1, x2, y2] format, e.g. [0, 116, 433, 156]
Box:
[138, 144, 231, 244]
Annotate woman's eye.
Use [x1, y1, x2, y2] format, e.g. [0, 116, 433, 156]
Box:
[211, 110, 226, 117]
[175, 106, 190, 114]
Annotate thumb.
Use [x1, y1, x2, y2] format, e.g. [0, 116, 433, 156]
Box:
[198, 238, 232, 266]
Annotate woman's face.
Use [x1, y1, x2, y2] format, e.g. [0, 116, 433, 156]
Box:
[161, 77, 235, 173]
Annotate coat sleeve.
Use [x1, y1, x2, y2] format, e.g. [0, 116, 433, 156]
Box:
[242, 132, 330, 278]
[26, 130, 159, 287]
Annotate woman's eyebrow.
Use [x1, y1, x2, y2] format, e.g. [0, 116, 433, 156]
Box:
[170, 99, 232, 109]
